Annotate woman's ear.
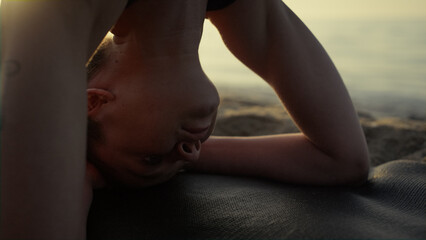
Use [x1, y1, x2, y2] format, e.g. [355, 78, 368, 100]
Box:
[87, 88, 115, 117]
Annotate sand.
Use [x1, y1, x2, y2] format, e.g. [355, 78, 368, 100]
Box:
[212, 93, 426, 167]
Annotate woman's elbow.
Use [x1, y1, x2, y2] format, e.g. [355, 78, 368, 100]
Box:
[333, 147, 370, 186]
[344, 157, 370, 186]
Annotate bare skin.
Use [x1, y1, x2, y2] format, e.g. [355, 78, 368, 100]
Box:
[1, 0, 370, 239]
[198, 0, 370, 185]
[89, 0, 370, 187]
[87, 0, 220, 187]
[1, 0, 127, 239]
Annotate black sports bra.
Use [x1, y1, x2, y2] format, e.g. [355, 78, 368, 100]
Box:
[126, 0, 236, 11]
[206, 0, 236, 11]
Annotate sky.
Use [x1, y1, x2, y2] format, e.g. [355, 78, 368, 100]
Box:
[285, 0, 426, 20]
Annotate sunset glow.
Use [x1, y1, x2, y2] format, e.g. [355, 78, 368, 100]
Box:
[286, 0, 426, 20]
[0, 0, 425, 19]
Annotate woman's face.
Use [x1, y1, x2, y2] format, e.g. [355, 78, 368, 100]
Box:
[88, 39, 219, 188]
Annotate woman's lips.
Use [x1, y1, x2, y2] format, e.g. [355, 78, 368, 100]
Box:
[182, 112, 217, 142]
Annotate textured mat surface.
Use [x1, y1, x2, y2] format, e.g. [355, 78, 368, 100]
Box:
[87, 160, 426, 239]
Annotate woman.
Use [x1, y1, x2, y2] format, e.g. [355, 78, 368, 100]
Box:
[1, 0, 369, 239]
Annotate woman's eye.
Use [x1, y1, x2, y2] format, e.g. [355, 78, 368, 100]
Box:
[143, 155, 163, 166]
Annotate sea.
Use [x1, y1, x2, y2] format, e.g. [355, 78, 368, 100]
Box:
[199, 18, 426, 119]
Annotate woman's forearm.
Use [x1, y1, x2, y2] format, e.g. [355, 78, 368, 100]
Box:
[196, 135, 368, 186]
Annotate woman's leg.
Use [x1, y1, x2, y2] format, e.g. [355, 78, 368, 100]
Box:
[0, 1, 125, 239]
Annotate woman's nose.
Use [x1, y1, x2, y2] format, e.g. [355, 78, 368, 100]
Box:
[187, 93, 219, 119]
[177, 140, 201, 163]
[183, 78, 220, 119]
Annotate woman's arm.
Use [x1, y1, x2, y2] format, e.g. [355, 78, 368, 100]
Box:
[0, 1, 125, 239]
[196, 0, 369, 186]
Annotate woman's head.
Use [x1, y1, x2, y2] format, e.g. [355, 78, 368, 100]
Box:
[86, 35, 219, 188]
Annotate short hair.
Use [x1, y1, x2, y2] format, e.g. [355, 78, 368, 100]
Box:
[86, 36, 113, 164]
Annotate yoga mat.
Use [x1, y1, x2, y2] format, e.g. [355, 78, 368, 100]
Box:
[88, 160, 426, 239]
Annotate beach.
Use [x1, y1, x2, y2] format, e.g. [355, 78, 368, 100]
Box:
[212, 90, 426, 167]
